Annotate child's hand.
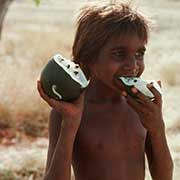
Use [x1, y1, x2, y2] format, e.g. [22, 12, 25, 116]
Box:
[125, 81, 165, 136]
[37, 80, 85, 130]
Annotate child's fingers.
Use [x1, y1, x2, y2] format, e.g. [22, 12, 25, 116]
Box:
[37, 80, 52, 105]
[37, 80, 46, 98]
[37, 80, 85, 116]
[147, 83, 162, 106]
[130, 87, 153, 107]
[126, 95, 144, 113]
[37, 80, 45, 98]
[121, 91, 127, 97]
[48, 98, 68, 111]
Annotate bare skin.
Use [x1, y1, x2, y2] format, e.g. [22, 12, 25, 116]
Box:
[38, 34, 173, 180]
[72, 90, 146, 180]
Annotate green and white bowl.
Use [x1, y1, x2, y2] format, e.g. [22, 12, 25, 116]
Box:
[40, 54, 89, 102]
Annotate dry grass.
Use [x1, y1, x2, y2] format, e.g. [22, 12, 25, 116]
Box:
[160, 63, 180, 87]
[0, 104, 12, 129]
[0, 0, 180, 179]
[167, 118, 180, 134]
[0, 168, 44, 180]
[0, 169, 76, 180]
[0, 0, 179, 137]
[0, 29, 73, 136]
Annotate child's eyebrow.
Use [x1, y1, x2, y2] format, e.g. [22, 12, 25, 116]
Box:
[110, 46, 126, 51]
[110, 46, 146, 52]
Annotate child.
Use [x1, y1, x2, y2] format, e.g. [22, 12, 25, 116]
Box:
[37, 1, 173, 180]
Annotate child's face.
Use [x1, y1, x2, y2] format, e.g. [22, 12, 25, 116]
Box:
[89, 34, 146, 92]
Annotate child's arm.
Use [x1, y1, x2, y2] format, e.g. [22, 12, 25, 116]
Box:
[37, 81, 85, 180]
[125, 83, 173, 180]
[45, 109, 62, 173]
[43, 109, 78, 180]
[145, 130, 173, 180]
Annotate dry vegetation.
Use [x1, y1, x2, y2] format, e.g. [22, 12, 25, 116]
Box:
[0, 0, 179, 179]
[0, 29, 73, 137]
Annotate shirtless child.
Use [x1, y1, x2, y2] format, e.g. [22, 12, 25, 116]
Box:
[37, 2, 173, 180]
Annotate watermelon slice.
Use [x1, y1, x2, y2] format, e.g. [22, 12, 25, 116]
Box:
[40, 54, 89, 101]
[118, 77, 162, 99]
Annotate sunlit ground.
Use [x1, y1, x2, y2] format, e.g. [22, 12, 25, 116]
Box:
[0, 0, 179, 179]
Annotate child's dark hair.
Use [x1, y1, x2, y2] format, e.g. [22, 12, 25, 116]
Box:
[72, 2, 151, 78]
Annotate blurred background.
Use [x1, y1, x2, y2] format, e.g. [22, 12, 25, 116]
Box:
[0, 0, 179, 179]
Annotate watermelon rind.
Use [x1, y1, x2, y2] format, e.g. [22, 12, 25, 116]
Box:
[40, 54, 89, 102]
[118, 77, 162, 99]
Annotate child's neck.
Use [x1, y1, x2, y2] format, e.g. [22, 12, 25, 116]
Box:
[85, 78, 124, 104]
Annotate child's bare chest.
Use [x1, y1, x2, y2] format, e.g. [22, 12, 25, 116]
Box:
[72, 103, 146, 180]
[75, 103, 146, 156]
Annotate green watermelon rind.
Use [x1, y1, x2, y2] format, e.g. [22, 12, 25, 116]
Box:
[53, 54, 89, 88]
[118, 77, 162, 99]
[40, 59, 84, 102]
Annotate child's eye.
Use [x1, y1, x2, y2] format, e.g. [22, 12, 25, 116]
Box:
[112, 51, 125, 58]
[135, 51, 145, 59]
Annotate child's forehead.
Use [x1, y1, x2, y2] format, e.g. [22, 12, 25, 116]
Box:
[104, 34, 146, 51]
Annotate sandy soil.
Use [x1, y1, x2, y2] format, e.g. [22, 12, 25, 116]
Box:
[0, 0, 180, 179]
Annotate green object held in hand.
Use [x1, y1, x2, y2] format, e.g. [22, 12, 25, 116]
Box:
[40, 54, 89, 102]
[118, 77, 162, 99]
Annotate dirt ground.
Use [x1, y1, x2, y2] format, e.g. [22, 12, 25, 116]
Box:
[0, 0, 180, 179]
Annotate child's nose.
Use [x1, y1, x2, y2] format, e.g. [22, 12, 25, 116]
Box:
[123, 56, 138, 70]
